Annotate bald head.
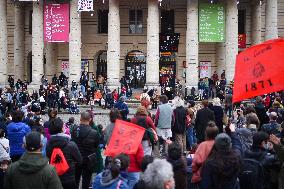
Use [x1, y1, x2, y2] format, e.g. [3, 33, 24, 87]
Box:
[269, 112, 278, 121]
[80, 111, 91, 125]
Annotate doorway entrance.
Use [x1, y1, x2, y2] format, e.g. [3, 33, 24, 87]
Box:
[96, 51, 107, 78]
[125, 51, 146, 89]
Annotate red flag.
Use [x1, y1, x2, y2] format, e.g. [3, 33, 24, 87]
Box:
[104, 120, 145, 157]
[233, 39, 284, 103]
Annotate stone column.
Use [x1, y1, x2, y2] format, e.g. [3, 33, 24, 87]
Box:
[225, 0, 238, 82]
[45, 43, 58, 81]
[31, 1, 44, 86]
[186, 0, 199, 89]
[0, 0, 8, 85]
[251, 0, 262, 45]
[146, 0, 160, 88]
[69, 0, 82, 84]
[265, 0, 278, 40]
[14, 3, 25, 81]
[107, 0, 120, 89]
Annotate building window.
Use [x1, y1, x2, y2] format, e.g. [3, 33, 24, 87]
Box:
[238, 9, 246, 34]
[129, 10, 143, 34]
[98, 10, 108, 34]
[161, 10, 175, 33]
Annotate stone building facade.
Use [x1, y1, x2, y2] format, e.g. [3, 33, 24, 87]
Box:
[0, 0, 283, 89]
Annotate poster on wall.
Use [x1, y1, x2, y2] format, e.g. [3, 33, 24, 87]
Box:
[81, 60, 89, 73]
[238, 34, 246, 48]
[78, 0, 94, 12]
[199, 61, 212, 79]
[44, 3, 69, 42]
[199, 3, 225, 42]
[61, 60, 69, 77]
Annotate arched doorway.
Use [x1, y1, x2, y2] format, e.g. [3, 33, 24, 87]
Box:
[96, 51, 107, 78]
[125, 51, 146, 89]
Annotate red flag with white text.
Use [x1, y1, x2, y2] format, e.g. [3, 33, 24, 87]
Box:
[233, 39, 284, 103]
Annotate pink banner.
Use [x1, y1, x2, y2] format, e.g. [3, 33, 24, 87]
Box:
[44, 3, 69, 42]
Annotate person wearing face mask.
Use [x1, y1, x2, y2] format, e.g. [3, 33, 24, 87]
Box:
[243, 131, 280, 189]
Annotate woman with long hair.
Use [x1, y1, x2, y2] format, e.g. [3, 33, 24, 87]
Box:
[200, 124, 242, 189]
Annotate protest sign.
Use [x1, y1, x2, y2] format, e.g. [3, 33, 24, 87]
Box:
[233, 39, 284, 103]
[105, 120, 145, 157]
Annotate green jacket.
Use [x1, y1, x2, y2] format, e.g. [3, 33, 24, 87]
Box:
[5, 152, 63, 189]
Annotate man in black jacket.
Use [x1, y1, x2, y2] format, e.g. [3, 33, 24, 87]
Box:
[72, 111, 100, 189]
[46, 118, 82, 189]
[195, 100, 215, 143]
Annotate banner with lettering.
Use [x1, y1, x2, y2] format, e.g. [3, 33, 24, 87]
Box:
[104, 120, 145, 157]
[78, 0, 94, 12]
[233, 39, 284, 103]
[61, 60, 69, 77]
[199, 61, 212, 79]
[199, 3, 225, 42]
[44, 3, 69, 42]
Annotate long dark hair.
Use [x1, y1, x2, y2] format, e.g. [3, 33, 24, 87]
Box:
[205, 146, 241, 188]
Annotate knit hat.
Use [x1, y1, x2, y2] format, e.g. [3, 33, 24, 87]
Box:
[23, 131, 42, 152]
[214, 133, 232, 151]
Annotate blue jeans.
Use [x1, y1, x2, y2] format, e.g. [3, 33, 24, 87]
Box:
[187, 127, 197, 149]
[127, 172, 140, 189]
[81, 85, 86, 96]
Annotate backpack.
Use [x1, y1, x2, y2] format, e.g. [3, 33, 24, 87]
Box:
[136, 117, 158, 144]
[50, 147, 69, 176]
[136, 117, 148, 140]
[239, 158, 265, 189]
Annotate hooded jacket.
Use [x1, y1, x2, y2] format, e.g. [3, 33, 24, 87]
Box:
[93, 170, 129, 189]
[4, 153, 63, 189]
[46, 134, 82, 184]
[7, 122, 31, 157]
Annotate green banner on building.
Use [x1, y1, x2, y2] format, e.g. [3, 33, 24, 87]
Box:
[199, 3, 225, 42]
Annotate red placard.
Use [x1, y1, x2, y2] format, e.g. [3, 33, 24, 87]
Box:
[233, 39, 284, 103]
[44, 3, 69, 42]
[238, 34, 246, 48]
[104, 120, 145, 157]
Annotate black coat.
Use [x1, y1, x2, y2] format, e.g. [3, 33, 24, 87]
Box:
[71, 125, 99, 158]
[173, 106, 187, 134]
[210, 106, 224, 133]
[195, 107, 215, 142]
[168, 158, 187, 189]
[46, 135, 82, 184]
[255, 103, 269, 126]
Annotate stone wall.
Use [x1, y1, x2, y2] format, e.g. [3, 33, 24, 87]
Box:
[4, 0, 282, 85]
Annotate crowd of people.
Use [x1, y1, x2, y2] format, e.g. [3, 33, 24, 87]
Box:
[0, 89, 284, 189]
[3, 71, 232, 119]
[2, 69, 284, 189]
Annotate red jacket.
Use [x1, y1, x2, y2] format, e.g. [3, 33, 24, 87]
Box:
[128, 144, 144, 172]
[191, 140, 215, 183]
